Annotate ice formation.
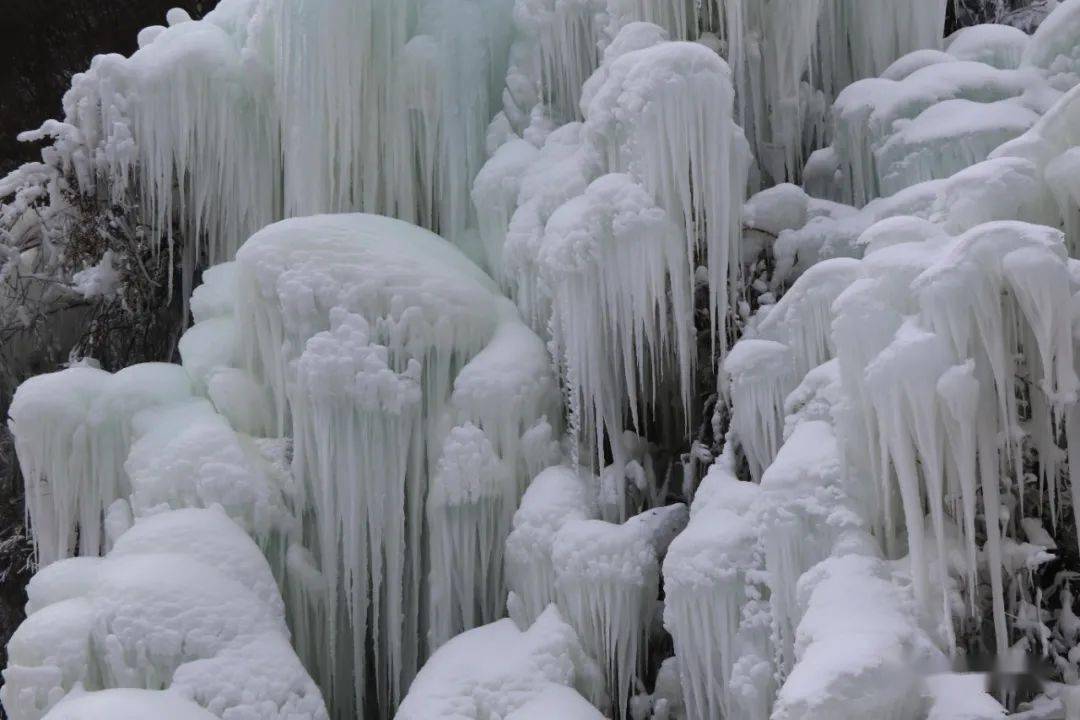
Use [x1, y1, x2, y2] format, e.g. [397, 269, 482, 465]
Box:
[1, 507, 326, 720]
[663, 455, 765, 720]
[230, 214, 559, 715]
[551, 516, 659, 718]
[8, 363, 194, 564]
[395, 606, 603, 720]
[540, 174, 696, 473]
[504, 463, 688, 716]
[8, 1, 1080, 719]
[21, 0, 518, 295]
[482, 20, 750, 470]
[505, 466, 599, 628]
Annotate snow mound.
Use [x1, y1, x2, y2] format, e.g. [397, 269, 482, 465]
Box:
[772, 554, 948, 720]
[946, 24, 1030, 69]
[395, 606, 603, 720]
[125, 400, 292, 546]
[1, 508, 326, 720]
[42, 689, 218, 720]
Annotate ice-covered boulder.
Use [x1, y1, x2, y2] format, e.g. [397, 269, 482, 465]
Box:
[771, 554, 949, 720]
[395, 606, 604, 720]
[1, 507, 326, 720]
[229, 213, 559, 713]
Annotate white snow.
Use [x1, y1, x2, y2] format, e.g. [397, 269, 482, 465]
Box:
[395, 607, 604, 720]
[9, 364, 194, 564]
[9, 2, 1080, 720]
[231, 213, 557, 713]
[505, 466, 599, 628]
[771, 554, 948, 720]
[2, 508, 326, 720]
[42, 690, 219, 720]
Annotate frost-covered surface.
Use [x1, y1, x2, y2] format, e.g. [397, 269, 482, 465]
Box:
[226, 213, 560, 716]
[8, 363, 194, 564]
[2, 507, 326, 720]
[396, 606, 603, 720]
[482, 21, 750, 478]
[7, 1, 1080, 720]
[41, 689, 219, 720]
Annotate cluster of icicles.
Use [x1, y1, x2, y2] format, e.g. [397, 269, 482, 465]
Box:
[9, 0, 1080, 719]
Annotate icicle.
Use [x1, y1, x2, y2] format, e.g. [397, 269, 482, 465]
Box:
[291, 309, 425, 715]
[503, 122, 603, 331]
[513, 0, 605, 122]
[1002, 245, 1077, 406]
[232, 215, 553, 716]
[267, 0, 512, 247]
[552, 514, 659, 718]
[663, 455, 762, 720]
[755, 257, 862, 380]
[505, 466, 599, 629]
[729, 0, 823, 183]
[825, 61, 1029, 206]
[9, 364, 194, 565]
[427, 424, 513, 650]
[936, 361, 982, 618]
[541, 174, 696, 471]
[583, 38, 749, 351]
[447, 312, 564, 504]
[600, 0, 699, 44]
[864, 321, 953, 623]
[723, 340, 796, 482]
